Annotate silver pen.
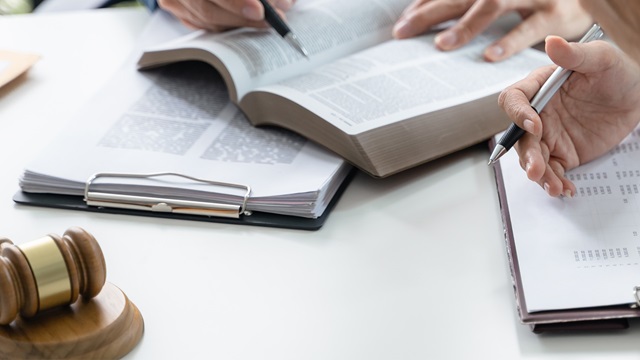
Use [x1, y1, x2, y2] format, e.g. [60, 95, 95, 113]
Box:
[488, 24, 604, 165]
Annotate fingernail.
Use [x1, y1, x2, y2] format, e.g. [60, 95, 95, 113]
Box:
[523, 119, 535, 133]
[435, 31, 457, 49]
[563, 189, 573, 198]
[242, 5, 263, 21]
[543, 182, 550, 194]
[484, 45, 504, 60]
[393, 18, 412, 38]
[525, 162, 531, 173]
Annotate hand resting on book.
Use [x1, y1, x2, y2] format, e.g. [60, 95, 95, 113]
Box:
[156, 0, 296, 32]
[393, 0, 591, 62]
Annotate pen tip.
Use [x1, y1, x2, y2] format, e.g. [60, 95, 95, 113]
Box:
[488, 145, 506, 166]
[286, 33, 309, 58]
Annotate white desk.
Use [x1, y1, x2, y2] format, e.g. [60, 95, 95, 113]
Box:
[1, 8, 640, 360]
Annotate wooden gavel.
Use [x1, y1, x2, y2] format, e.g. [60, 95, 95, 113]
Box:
[0, 227, 106, 325]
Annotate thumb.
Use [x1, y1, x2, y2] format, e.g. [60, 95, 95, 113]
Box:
[544, 35, 616, 75]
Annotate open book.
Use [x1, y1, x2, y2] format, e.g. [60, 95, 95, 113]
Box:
[16, 11, 352, 229]
[138, 0, 551, 177]
[492, 127, 640, 332]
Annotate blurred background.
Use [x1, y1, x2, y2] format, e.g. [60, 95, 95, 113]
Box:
[0, 0, 139, 14]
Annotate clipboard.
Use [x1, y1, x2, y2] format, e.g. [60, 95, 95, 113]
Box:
[13, 168, 357, 231]
[489, 138, 640, 333]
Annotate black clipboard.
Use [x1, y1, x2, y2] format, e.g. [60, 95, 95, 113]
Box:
[13, 168, 357, 231]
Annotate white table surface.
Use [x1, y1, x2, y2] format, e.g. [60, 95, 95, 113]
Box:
[1, 7, 640, 360]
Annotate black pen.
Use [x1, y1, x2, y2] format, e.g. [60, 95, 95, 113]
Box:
[258, 0, 309, 57]
[488, 24, 604, 165]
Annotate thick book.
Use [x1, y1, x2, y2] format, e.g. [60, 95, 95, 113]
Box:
[138, 0, 551, 178]
[16, 13, 353, 230]
[490, 129, 640, 333]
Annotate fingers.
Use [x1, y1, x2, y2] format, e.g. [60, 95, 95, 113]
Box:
[214, 0, 295, 18]
[398, 0, 427, 18]
[557, 168, 577, 198]
[499, 64, 579, 198]
[516, 136, 575, 198]
[516, 134, 545, 182]
[158, 0, 260, 31]
[274, 0, 295, 11]
[483, 12, 552, 62]
[393, 0, 508, 52]
[158, 0, 293, 32]
[544, 36, 618, 75]
[498, 66, 556, 136]
[546, 159, 574, 197]
[393, 0, 473, 39]
[434, 0, 503, 51]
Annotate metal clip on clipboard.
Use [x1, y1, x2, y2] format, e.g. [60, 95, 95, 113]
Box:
[84, 172, 252, 219]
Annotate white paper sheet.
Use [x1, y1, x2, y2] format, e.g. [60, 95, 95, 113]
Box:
[20, 11, 349, 218]
[498, 127, 640, 312]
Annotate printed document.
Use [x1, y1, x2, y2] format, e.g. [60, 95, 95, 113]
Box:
[499, 127, 640, 312]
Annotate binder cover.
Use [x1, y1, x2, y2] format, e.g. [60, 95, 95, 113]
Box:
[13, 169, 357, 231]
[489, 139, 640, 333]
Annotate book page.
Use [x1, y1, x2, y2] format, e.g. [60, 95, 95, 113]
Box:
[22, 61, 348, 218]
[20, 12, 349, 219]
[140, 0, 412, 101]
[498, 127, 640, 312]
[254, 19, 550, 135]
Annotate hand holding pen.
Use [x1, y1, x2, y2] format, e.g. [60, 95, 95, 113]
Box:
[488, 24, 604, 165]
[494, 25, 640, 198]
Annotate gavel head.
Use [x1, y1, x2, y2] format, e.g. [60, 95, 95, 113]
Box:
[0, 227, 106, 325]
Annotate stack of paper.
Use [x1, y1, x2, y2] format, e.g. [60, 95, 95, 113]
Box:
[19, 60, 351, 220]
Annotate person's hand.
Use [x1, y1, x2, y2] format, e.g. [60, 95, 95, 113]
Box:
[498, 36, 640, 197]
[579, 0, 640, 64]
[157, 0, 296, 32]
[393, 0, 592, 62]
